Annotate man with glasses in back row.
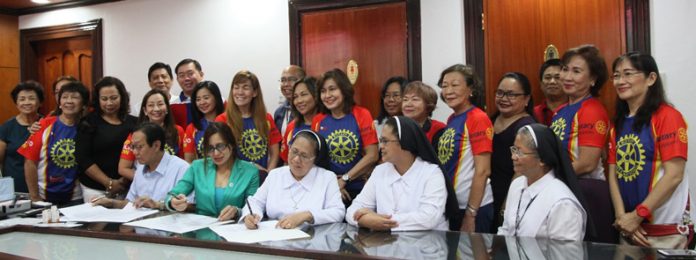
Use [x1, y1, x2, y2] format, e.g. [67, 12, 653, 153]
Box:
[170, 58, 205, 128]
[274, 65, 306, 142]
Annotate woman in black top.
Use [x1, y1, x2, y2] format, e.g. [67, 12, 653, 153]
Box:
[76, 76, 137, 202]
[489, 72, 535, 233]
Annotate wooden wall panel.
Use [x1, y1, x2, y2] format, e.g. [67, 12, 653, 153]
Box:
[300, 2, 408, 117]
[0, 68, 20, 122]
[0, 14, 19, 67]
[0, 14, 19, 122]
[483, 0, 625, 117]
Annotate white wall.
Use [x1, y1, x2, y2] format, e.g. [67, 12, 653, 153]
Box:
[18, 0, 465, 122]
[650, 0, 696, 193]
[420, 0, 466, 121]
[19, 0, 291, 114]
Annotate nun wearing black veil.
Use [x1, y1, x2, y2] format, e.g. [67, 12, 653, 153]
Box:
[346, 116, 460, 231]
[497, 123, 592, 241]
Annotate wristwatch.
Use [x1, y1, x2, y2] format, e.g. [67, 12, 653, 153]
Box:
[635, 204, 652, 219]
[341, 174, 350, 182]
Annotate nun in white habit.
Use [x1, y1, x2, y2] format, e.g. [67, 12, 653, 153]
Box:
[497, 124, 593, 241]
[346, 116, 460, 231]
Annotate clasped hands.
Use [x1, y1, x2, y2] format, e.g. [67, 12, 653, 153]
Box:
[614, 211, 650, 247]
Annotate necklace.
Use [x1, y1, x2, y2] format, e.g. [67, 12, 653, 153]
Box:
[290, 183, 307, 210]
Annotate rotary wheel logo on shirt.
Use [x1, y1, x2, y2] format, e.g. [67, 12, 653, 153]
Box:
[327, 129, 358, 164]
[616, 134, 646, 182]
[595, 121, 607, 135]
[241, 128, 268, 161]
[438, 128, 455, 164]
[50, 138, 76, 169]
[678, 127, 688, 144]
[550, 118, 566, 141]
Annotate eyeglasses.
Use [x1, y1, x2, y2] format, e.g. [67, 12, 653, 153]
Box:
[289, 147, 315, 163]
[495, 90, 526, 99]
[383, 93, 402, 101]
[279, 77, 299, 84]
[206, 143, 229, 155]
[128, 144, 146, 152]
[378, 138, 400, 145]
[510, 146, 537, 158]
[612, 70, 643, 81]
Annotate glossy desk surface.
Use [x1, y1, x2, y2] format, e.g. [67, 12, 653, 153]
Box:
[0, 214, 659, 260]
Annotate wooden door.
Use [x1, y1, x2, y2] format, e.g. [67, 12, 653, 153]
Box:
[297, 2, 409, 117]
[34, 36, 93, 115]
[483, 0, 626, 117]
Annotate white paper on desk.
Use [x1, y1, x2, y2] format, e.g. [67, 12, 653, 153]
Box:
[0, 217, 42, 227]
[124, 213, 228, 234]
[210, 220, 310, 244]
[59, 203, 158, 223]
[33, 222, 82, 228]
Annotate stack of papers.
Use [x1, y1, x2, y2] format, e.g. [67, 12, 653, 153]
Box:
[59, 203, 159, 223]
[125, 213, 231, 234]
[0, 217, 42, 227]
[210, 220, 310, 244]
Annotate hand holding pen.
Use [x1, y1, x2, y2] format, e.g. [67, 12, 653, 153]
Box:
[243, 197, 260, 230]
[168, 192, 187, 212]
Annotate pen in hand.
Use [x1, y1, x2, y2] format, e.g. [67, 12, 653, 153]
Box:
[245, 197, 259, 229]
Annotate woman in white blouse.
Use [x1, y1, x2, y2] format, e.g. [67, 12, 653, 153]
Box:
[497, 124, 593, 241]
[243, 130, 345, 229]
[346, 116, 460, 231]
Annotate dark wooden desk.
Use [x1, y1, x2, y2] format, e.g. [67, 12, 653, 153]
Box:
[0, 218, 657, 259]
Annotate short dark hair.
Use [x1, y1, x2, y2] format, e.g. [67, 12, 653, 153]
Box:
[317, 68, 355, 115]
[92, 76, 131, 121]
[55, 81, 89, 116]
[135, 122, 166, 151]
[539, 59, 562, 80]
[175, 58, 202, 75]
[148, 62, 173, 81]
[11, 80, 45, 104]
[191, 80, 225, 130]
[561, 45, 608, 97]
[377, 76, 408, 122]
[52, 75, 77, 94]
[437, 64, 483, 107]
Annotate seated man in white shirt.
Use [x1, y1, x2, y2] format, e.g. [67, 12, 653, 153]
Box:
[497, 124, 591, 241]
[93, 122, 190, 209]
[346, 116, 460, 231]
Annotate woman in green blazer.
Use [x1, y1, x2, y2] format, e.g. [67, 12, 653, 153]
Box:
[167, 122, 259, 220]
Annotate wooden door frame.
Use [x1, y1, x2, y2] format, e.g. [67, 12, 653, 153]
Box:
[463, 0, 650, 98]
[19, 19, 103, 84]
[288, 0, 422, 80]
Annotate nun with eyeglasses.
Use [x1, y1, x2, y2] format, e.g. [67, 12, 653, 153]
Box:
[346, 116, 460, 231]
[497, 123, 593, 241]
[242, 130, 345, 229]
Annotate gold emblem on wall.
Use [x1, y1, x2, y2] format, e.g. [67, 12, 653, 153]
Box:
[347, 59, 359, 85]
[544, 44, 559, 61]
